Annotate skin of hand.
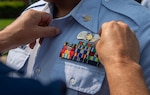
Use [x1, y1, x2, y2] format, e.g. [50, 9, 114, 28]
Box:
[0, 10, 60, 52]
[96, 21, 140, 66]
[95, 21, 150, 95]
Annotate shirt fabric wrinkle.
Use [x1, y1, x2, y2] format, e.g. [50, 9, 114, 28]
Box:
[6, 0, 150, 95]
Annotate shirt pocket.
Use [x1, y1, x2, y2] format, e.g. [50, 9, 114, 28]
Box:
[6, 48, 30, 70]
[49, 61, 105, 94]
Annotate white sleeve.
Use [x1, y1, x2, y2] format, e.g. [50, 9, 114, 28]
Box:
[141, 0, 150, 9]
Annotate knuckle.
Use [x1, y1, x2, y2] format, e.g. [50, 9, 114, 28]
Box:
[26, 9, 37, 16]
[102, 20, 117, 27]
[109, 20, 117, 24]
[122, 23, 128, 28]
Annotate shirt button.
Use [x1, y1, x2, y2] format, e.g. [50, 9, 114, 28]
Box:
[69, 77, 76, 85]
[35, 68, 41, 74]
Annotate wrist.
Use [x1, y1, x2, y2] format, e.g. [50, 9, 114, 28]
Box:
[103, 57, 149, 95]
[0, 29, 15, 52]
[102, 57, 141, 72]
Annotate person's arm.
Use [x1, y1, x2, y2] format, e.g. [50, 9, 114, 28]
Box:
[0, 9, 60, 52]
[96, 21, 150, 95]
[0, 9, 66, 95]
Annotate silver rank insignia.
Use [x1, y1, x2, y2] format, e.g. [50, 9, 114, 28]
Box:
[77, 31, 100, 42]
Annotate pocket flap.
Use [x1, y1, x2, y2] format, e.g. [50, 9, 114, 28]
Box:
[50, 61, 105, 94]
[6, 48, 29, 70]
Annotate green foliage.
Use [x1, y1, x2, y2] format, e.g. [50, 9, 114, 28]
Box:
[0, 1, 27, 18]
[0, 19, 15, 30]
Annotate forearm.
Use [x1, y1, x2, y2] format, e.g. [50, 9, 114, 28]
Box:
[104, 60, 150, 95]
[0, 28, 16, 52]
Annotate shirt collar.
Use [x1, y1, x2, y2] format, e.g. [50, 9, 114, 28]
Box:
[71, 0, 102, 33]
[43, 0, 102, 33]
[101, 0, 144, 26]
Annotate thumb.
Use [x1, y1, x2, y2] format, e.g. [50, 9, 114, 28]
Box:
[37, 26, 61, 38]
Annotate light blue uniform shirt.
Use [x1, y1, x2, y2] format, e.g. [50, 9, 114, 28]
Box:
[142, 0, 150, 9]
[6, 0, 150, 95]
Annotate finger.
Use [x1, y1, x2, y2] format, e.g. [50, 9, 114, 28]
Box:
[116, 20, 124, 24]
[117, 21, 135, 35]
[29, 41, 36, 49]
[100, 21, 113, 37]
[39, 11, 52, 25]
[39, 38, 43, 45]
[37, 26, 61, 38]
[28, 10, 52, 25]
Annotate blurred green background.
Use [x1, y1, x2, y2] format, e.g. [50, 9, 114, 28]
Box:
[0, 0, 38, 62]
[0, 19, 14, 30]
[0, 0, 38, 30]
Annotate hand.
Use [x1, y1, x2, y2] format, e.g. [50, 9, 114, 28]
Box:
[96, 21, 140, 67]
[0, 10, 60, 51]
